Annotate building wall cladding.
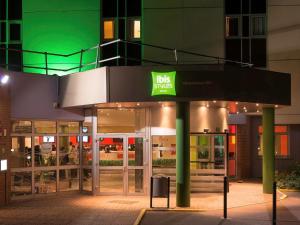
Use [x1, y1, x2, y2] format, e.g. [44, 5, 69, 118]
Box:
[142, 0, 224, 64]
[0, 85, 11, 205]
[268, 0, 300, 123]
[236, 119, 251, 179]
[22, 0, 100, 76]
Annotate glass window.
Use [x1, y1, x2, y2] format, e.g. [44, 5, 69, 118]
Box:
[225, 16, 240, 37]
[59, 136, 80, 165]
[34, 121, 56, 134]
[190, 135, 211, 169]
[99, 137, 124, 166]
[82, 122, 92, 134]
[11, 172, 32, 197]
[34, 136, 57, 166]
[129, 19, 140, 39]
[82, 136, 92, 166]
[59, 169, 79, 191]
[58, 121, 79, 134]
[228, 125, 237, 177]
[104, 20, 114, 40]
[11, 137, 32, 168]
[99, 169, 123, 193]
[9, 23, 21, 41]
[128, 137, 143, 166]
[97, 108, 145, 133]
[128, 169, 143, 193]
[34, 171, 56, 194]
[252, 16, 265, 36]
[12, 120, 32, 133]
[152, 135, 176, 178]
[1, 22, 6, 43]
[258, 125, 289, 157]
[82, 168, 92, 191]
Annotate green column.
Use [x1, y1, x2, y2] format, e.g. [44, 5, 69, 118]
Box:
[262, 107, 275, 194]
[176, 101, 190, 207]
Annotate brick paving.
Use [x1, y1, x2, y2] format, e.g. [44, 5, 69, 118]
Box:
[0, 182, 294, 225]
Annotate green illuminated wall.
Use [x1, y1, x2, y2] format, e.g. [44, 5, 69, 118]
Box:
[23, 0, 100, 75]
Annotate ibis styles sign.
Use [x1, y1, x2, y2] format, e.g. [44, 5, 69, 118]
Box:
[151, 71, 176, 96]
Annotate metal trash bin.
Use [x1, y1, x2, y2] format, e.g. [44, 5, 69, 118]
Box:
[150, 176, 170, 208]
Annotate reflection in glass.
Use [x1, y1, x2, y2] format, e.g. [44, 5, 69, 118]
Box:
[34, 121, 56, 134]
[59, 136, 79, 165]
[128, 137, 143, 166]
[58, 122, 79, 134]
[83, 169, 92, 191]
[12, 121, 32, 133]
[11, 137, 32, 168]
[97, 108, 145, 133]
[59, 169, 79, 191]
[34, 171, 56, 194]
[128, 169, 143, 193]
[99, 138, 123, 166]
[190, 135, 211, 169]
[34, 136, 57, 166]
[11, 172, 32, 197]
[99, 169, 123, 193]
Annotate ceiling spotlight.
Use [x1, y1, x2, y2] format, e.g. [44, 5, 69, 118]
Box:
[275, 105, 278, 108]
[213, 100, 217, 103]
[256, 103, 259, 107]
[256, 109, 260, 113]
[237, 111, 239, 114]
[235, 102, 239, 105]
[206, 104, 210, 108]
[137, 103, 140, 106]
[0, 75, 9, 84]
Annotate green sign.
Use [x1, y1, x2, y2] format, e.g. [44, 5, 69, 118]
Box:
[151, 71, 176, 96]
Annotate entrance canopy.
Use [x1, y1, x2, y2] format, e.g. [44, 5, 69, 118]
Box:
[59, 64, 291, 108]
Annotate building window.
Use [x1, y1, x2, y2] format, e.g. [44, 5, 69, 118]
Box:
[252, 16, 266, 36]
[103, 20, 114, 40]
[9, 23, 21, 41]
[228, 125, 237, 177]
[258, 125, 289, 157]
[129, 19, 140, 39]
[225, 16, 240, 37]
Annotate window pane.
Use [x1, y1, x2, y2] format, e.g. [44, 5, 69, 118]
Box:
[0, 0, 6, 20]
[11, 172, 32, 197]
[251, 38, 266, 67]
[127, 0, 141, 17]
[132, 20, 140, 39]
[251, 0, 266, 14]
[225, 0, 241, 14]
[59, 169, 79, 191]
[34, 136, 57, 166]
[82, 136, 92, 166]
[225, 17, 239, 37]
[152, 136, 176, 169]
[252, 16, 265, 36]
[82, 122, 92, 134]
[128, 169, 143, 193]
[11, 137, 32, 168]
[242, 16, 249, 37]
[9, 23, 21, 41]
[59, 136, 80, 165]
[102, 0, 117, 18]
[99, 138, 123, 166]
[34, 121, 56, 134]
[58, 121, 79, 134]
[104, 20, 114, 40]
[8, 0, 22, 20]
[97, 108, 145, 133]
[12, 121, 32, 133]
[83, 169, 92, 191]
[225, 39, 241, 62]
[276, 134, 288, 157]
[0, 22, 6, 42]
[34, 171, 56, 194]
[99, 169, 123, 193]
[128, 137, 143, 166]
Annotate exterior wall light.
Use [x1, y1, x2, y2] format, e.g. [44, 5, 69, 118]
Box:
[0, 75, 10, 84]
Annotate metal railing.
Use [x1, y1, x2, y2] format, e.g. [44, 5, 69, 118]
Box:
[0, 39, 254, 75]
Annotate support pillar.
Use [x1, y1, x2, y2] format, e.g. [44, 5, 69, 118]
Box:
[262, 107, 275, 194]
[176, 102, 190, 207]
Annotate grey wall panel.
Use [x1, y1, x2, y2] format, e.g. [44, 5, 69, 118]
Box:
[8, 71, 84, 120]
[59, 67, 107, 107]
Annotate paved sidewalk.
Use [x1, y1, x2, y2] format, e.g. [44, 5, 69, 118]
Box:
[140, 192, 300, 225]
[0, 182, 296, 225]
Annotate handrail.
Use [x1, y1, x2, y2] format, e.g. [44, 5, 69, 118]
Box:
[0, 39, 254, 75]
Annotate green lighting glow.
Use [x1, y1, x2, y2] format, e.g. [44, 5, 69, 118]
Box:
[151, 71, 176, 96]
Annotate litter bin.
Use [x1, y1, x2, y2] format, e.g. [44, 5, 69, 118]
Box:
[150, 176, 170, 208]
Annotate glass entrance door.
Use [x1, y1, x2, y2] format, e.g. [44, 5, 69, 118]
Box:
[97, 135, 145, 195]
